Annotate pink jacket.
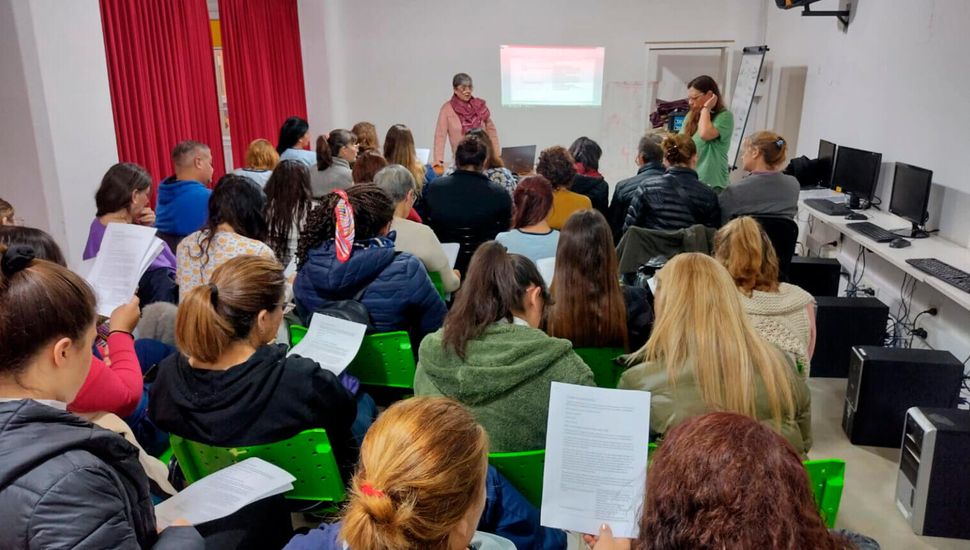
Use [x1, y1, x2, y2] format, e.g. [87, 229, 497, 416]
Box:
[433, 101, 499, 166]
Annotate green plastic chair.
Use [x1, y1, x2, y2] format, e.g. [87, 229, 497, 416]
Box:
[429, 271, 447, 299]
[804, 458, 846, 528]
[574, 347, 626, 388]
[348, 331, 416, 389]
[170, 429, 345, 505]
[289, 324, 308, 346]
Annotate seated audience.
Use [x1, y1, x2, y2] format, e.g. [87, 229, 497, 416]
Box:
[385, 123, 434, 191]
[0, 225, 65, 265]
[609, 133, 665, 242]
[176, 174, 275, 297]
[568, 136, 609, 217]
[623, 134, 720, 233]
[374, 165, 460, 293]
[155, 140, 215, 248]
[294, 185, 446, 341]
[352, 149, 388, 184]
[443, 127, 516, 194]
[286, 397, 519, 550]
[351, 121, 380, 154]
[715, 217, 815, 373]
[718, 130, 800, 224]
[0, 244, 202, 548]
[618, 253, 811, 454]
[85, 163, 178, 304]
[495, 176, 559, 263]
[415, 242, 594, 451]
[264, 160, 313, 267]
[547, 210, 652, 352]
[538, 146, 591, 230]
[591, 412, 877, 549]
[0, 197, 16, 225]
[312, 129, 359, 198]
[150, 255, 359, 470]
[276, 116, 317, 166]
[233, 138, 279, 188]
[423, 136, 512, 274]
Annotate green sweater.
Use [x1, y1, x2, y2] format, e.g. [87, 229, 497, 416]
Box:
[618, 355, 812, 455]
[415, 323, 595, 452]
[685, 109, 734, 191]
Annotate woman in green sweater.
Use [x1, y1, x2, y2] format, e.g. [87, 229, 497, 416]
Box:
[414, 241, 595, 452]
[683, 75, 734, 191]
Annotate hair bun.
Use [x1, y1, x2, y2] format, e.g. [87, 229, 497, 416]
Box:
[1, 245, 35, 278]
[775, 138, 785, 148]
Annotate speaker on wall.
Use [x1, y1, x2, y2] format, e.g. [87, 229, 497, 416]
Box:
[810, 297, 888, 378]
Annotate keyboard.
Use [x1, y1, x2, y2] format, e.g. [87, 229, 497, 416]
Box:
[907, 258, 970, 294]
[804, 198, 852, 216]
[846, 222, 898, 243]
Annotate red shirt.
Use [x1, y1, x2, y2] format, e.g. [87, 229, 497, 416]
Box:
[69, 332, 143, 418]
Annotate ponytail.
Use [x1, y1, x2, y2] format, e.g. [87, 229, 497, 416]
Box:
[713, 216, 780, 295]
[316, 129, 358, 171]
[662, 134, 697, 166]
[746, 130, 788, 168]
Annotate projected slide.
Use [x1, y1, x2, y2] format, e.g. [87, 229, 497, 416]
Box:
[501, 46, 605, 107]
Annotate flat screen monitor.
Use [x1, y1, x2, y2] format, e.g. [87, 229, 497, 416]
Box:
[889, 162, 932, 237]
[832, 145, 882, 208]
[817, 139, 836, 188]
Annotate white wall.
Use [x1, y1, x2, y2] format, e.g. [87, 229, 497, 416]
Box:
[298, 0, 769, 186]
[0, 0, 118, 266]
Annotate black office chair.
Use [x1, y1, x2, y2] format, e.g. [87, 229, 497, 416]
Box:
[430, 222, 506, 276]
[750, 216, 798, 282]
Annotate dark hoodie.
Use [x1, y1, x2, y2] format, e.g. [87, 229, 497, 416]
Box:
[148, 344, 358, 472]
[0, 400, 202, 549]
[293, 235, 447, 343]
[155, 176, 211, 238]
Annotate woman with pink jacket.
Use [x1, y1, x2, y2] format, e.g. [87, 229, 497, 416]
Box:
[433, 73, 500, 169]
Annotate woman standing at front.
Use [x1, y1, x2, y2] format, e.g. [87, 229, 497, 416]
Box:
[433, 73, 500, 170]
[683, 75, 733, 192]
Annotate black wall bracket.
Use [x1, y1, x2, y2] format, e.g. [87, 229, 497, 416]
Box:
[801, 2, 851, 27]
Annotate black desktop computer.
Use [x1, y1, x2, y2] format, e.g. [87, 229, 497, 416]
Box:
[810, 297, 888, 377]
[842, 346, 963, 447]
[895, 407, 970, 539]
[831, 145, 882, 210]
[888, 162, 932, 239]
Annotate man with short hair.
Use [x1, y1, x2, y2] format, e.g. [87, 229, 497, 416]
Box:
[608, 133, 665, 243]
[155, 141, 214, 248]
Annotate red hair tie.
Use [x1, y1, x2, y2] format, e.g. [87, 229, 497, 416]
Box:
[360, 482, 385, 498]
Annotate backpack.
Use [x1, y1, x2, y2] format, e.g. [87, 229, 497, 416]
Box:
[315, 284, 372, 328]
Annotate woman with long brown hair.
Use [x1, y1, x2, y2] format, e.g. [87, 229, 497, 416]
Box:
[618, 252, 811, 454]
[415, 241, 593, 452]
[264, 159, 313, 267]
[351, 121, 380, 153]
[546, 209, 651, 351]
[682, 75, 733, 191]
[384, 124, 432, 193]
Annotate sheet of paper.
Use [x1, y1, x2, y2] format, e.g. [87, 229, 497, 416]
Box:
[85, 223, 160, 316]
[155, 458, 294, 529]
[415, 147, 430, 165]
[540, 382, 651, 538]
[536, 257, 555, 287]
[288, 313, 367, 375]
[283, 257, 298, 279]
[441, 242, 460, 270]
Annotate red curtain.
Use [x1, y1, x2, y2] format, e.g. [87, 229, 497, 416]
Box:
[219, 0, 308, 169]
[100, 0, 225, 205]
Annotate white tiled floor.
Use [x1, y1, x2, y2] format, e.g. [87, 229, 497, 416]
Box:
[808, 378, 970, 550]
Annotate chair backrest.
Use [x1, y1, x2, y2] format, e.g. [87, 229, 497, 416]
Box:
[348, 331, 416, 389]
[431, 223, 505, 275]
[750, 216, 798, 282]
[573, 347, 626, 388]
[428, 271, 446, 299]
[290, 324, 308, 346]
[803, 458, 845, 528]
[489, 450, 545, 508]
[170, 429, 346, 503]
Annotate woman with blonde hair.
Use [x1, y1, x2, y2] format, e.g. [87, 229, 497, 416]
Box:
[234, 138, 279, 188]
[718, 130, 800, 224]
[715, 216, 815, 373]
[285, 397, 515, 549]
[618, 252, 811, 454]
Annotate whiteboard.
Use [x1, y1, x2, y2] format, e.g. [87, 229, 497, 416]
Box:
[728, 46, 768, 170]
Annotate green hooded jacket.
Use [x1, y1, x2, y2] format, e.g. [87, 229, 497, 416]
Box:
[415, 323, 595, 452]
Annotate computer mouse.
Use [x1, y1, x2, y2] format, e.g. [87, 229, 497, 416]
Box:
[845, 212, 868, 221]
[889, 238, 911, 249]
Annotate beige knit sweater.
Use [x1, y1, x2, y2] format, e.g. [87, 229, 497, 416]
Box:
[739, 283, 815, 376]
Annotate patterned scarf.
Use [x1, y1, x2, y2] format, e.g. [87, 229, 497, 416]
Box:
[450, 94, 491, 134]
[333, 189, 355, 263]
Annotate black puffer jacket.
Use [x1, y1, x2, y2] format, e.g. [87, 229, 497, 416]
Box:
[609, 162, 665, 242]
[0, 400, 202, 549]
[570, 175, 609, 219]
[622, 167, 720, 234]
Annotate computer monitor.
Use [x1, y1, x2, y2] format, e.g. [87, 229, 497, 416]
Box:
[500, 145, 537, 175]
[817, 139, 836, 188]
[889, 162, 932, 238]
[831, 145, 882, 209]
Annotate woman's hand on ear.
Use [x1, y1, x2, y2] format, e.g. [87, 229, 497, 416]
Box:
[703, 93, 718, 110]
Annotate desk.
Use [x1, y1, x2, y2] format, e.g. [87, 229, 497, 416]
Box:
[799, 191, 970, 312]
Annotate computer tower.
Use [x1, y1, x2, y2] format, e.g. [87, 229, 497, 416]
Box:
[810, 297, 888, 377]
[842, 347, 963, 447]
[788, 256, 841, 297]
[895, 407, 970, 539]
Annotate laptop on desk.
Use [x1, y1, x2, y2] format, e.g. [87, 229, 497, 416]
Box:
[500, 145, 537, 175]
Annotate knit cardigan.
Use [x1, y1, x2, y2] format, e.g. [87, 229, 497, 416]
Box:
[739, 283, 815, 375]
